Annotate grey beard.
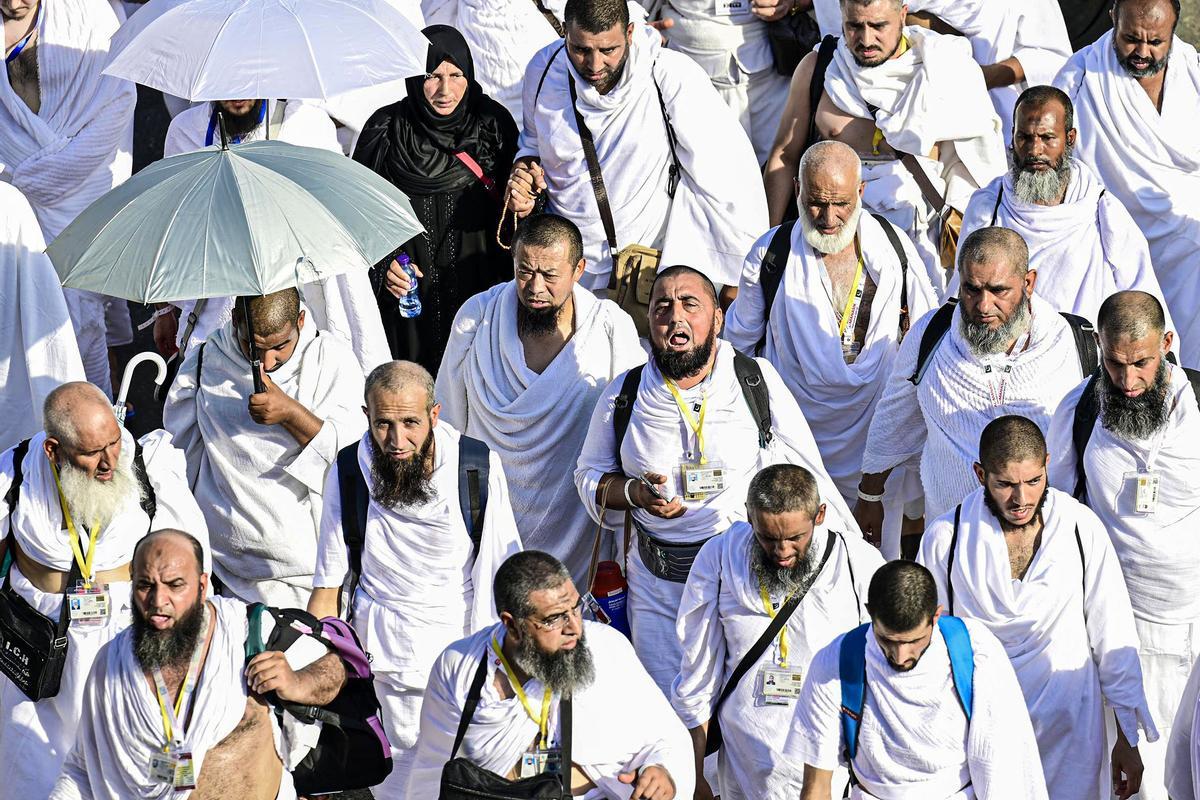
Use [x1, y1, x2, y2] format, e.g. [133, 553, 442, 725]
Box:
[517, 300, 565, 337]
[1011, 147, 1073, 204]
[959, 296, 1031, 357]
[57, 455, 142, 531]
[132, 593, 206, 671]
[368, 431, 435, 509]
[1097, 358, 1171, 440]
[749, 534, 821, 597]
[653, 326, 716, 382]
[1119, 50, 1170, 78]
[512, 631, 596, 695]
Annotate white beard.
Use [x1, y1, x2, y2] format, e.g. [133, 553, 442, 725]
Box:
[57, 453, 141, 531]
[800, 202, 863, 255]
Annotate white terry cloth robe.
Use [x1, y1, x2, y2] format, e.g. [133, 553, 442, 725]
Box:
[49, 596, 325, 800]
[822, 27, 1007, 295]
[163, 317, 366, 609]
[723, 212, 938, 512]
[436, 282, 645, 584]
[0, 429, 209, 800]
[957, 161, 1171, 332]
[164, 100, 391, 375]
[1166, 653, 1200, 800]
[573, 341, 857, 693]
[0, 183, 84, 453]
[312, 423, 522, 799]
[918, 488, 1158, 800]
[406, 620, 696, 799]
[1049, 364, 1200, 799]
[671, 521, 883, 800]
[0, 0, 136, 399]
[772, 617, 1048, 799]
[861, 293, 1086, 522]
[1055, 34, 1200, 367]
[518, 24, 767, 293]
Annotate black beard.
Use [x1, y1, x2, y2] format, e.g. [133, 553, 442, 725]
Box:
[982, 480, 1048, 532]
[652, 327, 716, 381]
[512, 630, 596, 695]
[219, 100, 265, 137]
[369, 430, 435, 509]
[1097, 358, 1171, 440]
[517, 300, 564, 337]
[133, 592, 206, 671]
[1118, 50, 1170, 78]
[749, 536, 819, 597]
[591, 50, 630, 94]
[852, 35, 903, 68]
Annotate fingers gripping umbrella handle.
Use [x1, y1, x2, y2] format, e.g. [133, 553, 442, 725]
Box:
[113, 351, 169, 425]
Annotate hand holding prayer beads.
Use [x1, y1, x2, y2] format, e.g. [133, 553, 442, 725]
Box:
[507, 157, 546, 219]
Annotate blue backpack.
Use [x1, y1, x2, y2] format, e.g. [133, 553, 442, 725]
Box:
[838, 616, 975, 762]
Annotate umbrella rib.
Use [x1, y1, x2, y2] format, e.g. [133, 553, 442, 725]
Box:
[191, 9, 243, 100]
[285, 6, 327, 99]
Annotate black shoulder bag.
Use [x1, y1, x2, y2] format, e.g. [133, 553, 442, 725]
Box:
[0, 556, 80, 701]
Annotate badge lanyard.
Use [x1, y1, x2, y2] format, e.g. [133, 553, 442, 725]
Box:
[153, 605, 210, 749]
[984, 324, 1033, 408]
[4, 3, 41, 65]
[204, 100, 268, 147]
[758, 581, 800, 668]
[491, 637, 552, 748]
[50, 462, 100, 588]
[837, 253, 866, 349]
[664, 380, 708, 464]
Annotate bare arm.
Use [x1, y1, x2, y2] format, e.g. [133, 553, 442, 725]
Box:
[246, 651, 348, 707]
[687, 724, 715, 800]
[799, 764, 834, 800]
[594, 471, 685, 519]
[980, 56, 1026, 89]
[764, 52, 818, 226]
[307, 587, 342, 620]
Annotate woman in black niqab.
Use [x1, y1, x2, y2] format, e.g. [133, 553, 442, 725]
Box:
[354, 24, 519, 376]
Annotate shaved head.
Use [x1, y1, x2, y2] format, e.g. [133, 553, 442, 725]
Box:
[365, 360, 436, 412]
[958, 227, 1029, 278]
[43, 382, 115, 447]
[799, 140, 862, 186]
[840, 0, 903, 8]
[651, 265, 719, 307]
[978, 415, 1047, 474]
[133, 529, 206, 578]
[1098, 290, 1167, 344]
[233, 287, 301, 337]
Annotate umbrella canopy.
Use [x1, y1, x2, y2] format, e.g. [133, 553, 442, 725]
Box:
[105, 0, 429, 102]
[47, 139, 423, 305]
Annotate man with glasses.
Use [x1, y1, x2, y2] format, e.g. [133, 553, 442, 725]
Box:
[407, 550, 693, 799]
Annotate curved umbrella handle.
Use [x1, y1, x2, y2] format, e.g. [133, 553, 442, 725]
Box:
[113, 351, 169, 425]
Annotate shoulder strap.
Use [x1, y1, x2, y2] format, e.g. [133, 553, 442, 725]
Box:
[244, 602, 268, 662]
[990, 185, 1004, 226]
[946, 504, 961, 615]
[534, 43, 566, 107]
[651, 67, 681, 200]
[756, 222, 797, 356]
[337, 442, 369, 616]
[866, 97, 945, 212]
[612, 366, 646, 471]
[869, 213, 909, 333]
[1184, 367, 1200, 412]
[1074, 525, 1088, 620]
[1071, 373, 1102, 502]
[3, 438, 31, 519]
[1059, 312, 1099, 378]
[805, 35, 839, 153]
[133, 442, 157, 520]
[558, 695, 573, 800]
[838, 622, 871, 761]
[909, 299, 958, 385]
[458, 436, 490, 555]
[530, 0, 565, 36]
[732, 353, 773, 448]
[567, 76, 618, 254]
[937, 616, 974, 721]
[451, 650, 492, 761]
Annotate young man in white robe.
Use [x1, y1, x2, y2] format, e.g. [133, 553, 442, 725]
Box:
[764, 0, 1006, 294]
[437, 214, 644, 583]
[407, 550, 694, 798]
[1054, 0, 1200, 366]
[1, 0, 136, 398]
[958, 86, 1170, 331]
[773, 559, 1048, 799]
[725, 141, 936, 556]
[507, 0, 767, 301]
[574, 265, 855, 693]
[51, 530, 347, 800]
[308, 360, 523, 799]
[855, 227, 1089, 547]
[1049, 291, 1200, 799]
[672, 465, 883, 800]
[157, 97, 390, 375]
[919, 414, 1157, 800]
[164, 289, 366, 608]
[0, 183, 83, 452]
[0, 383, 208, 800]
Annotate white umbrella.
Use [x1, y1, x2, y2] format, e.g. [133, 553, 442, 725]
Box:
[105, 0, 429, 102]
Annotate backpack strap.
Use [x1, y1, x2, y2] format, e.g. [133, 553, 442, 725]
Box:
[909, 299, 958, 385]
[451, 650, 492, 760]
[245, 602, 269, 662]
[989, 185, 1003, 226]
[3, 438, 31, 519]
[946, 504, 961, 615]
[838, 622, 871, 762]
[336, 442, 369, 619]
[458, 436, 490, 555]
[937, 616, 974, 721]
[869, 213, 909, 335]
[1070, 373, 1103, 502]
[1059, 312, 1099, 378]
[732, 353, 773, 449]
[755, 221, 797, 356]
[611, 365, 646, 472]
[133, 442, 157, 521]
[804, 35, 839, 153]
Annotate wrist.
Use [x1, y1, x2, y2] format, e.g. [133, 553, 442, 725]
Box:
[623, 478, 640, 508]
[857, 488, 885, 503]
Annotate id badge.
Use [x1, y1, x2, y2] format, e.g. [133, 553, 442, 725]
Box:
[715, 0, 752, 16]
[519, 747, 562, 778]
[171, 749, 196, 790]
[68, 583, 110, 626]
[149, 751, 176, 784]
[680, 461, 725, 501]
[759, 665, 804, 706]
[1124, 470, 1161, 515]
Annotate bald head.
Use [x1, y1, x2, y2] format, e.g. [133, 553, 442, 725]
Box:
[958, 227, 1030, 278]
[799, 140, 862, 186]
[43, 382, 116, 448]
[1097, 290, 1167, 345]
[233, 287, 301, 337]
[365, 360, 436, 412]
[133, 529, 206, 578]
[1112, 0, 1180, 28]
[978, 415, 1047, 474]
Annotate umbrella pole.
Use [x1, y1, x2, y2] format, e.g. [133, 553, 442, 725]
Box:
[216, 111, 231, 150]
[242, 295, 266, 394]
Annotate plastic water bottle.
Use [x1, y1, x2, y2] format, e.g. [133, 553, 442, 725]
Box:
[591, 561, 631, 638]
[396, 253, 422, 318]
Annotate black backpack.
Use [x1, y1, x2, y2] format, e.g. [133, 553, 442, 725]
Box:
[908, 298, 1099, 386]
[335, 436, 491, 618]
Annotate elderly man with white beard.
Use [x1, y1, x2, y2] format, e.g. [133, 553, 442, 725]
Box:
[726, 141, 936, 557]
[0, 382, 207, 799]
[957, 86, 1170, 331]
[920, 415, 1157, 800]
[855, 226, 1096, 549]
[1049, 291, 1200, 799]
[407, 550, 694, 799]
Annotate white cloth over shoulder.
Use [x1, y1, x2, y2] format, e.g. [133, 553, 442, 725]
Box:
[0, 183, 83, 452]
[918, 488, 1157, 800]
[862, 293, 1085, 521]
[519, 25, 767, 290]
[1166, 653, 1200, 800]
[672, 522, 882, 800]
[774, 617, 1048, 799]
[1055, 33, 1200, 367]
[407, 621, 695, 799]
[437, 282, 644, 582]
[163, 317, 365, 604]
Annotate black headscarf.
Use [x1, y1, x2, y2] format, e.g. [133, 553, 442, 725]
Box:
[353, 25, 517, 196]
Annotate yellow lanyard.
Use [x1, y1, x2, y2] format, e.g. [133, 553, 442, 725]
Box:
[491, 638, 553, 748]
[664, 380, 708, 464]
[837, 254, 866, 342]
[872, 36, 909, 155]
[50, 462, 100, 587]
[152, 605, 209, 748]
[758, 581, 799, 668]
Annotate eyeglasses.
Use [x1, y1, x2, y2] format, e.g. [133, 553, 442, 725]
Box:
[528, 596, 587, 631]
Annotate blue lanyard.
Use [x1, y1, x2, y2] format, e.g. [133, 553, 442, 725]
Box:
[5, 3, 41, 65]
[204, 100, 268, 147]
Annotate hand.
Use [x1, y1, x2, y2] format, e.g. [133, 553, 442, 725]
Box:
[634, 472, 686, 519]
[1111, 734, 1143, 799]
[247, 366, 296, 427]
[153, 306, 179, 357]
[507, 157, 546, 219]
[693, 775, 716, 800]
[853, 497, 884, 549]
[648, 17, 675, 44]
[384, 257, 423, 299]
[618, 764, 676, 800]
[245, 650, 305, 702]
[751, 0, 796, 22]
